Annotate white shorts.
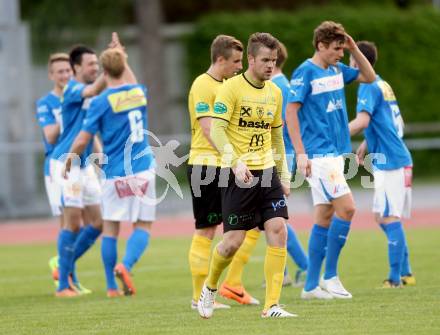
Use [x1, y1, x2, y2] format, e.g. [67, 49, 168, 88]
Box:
[50, 159, 102, 209]
[373, 167, 412, 219]
[101, 169, 156, 222]
[307, 156, 351, 205]
[44, 175, 62, 216]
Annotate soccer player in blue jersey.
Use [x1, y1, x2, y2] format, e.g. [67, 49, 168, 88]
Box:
[50, 43, 107, 297]
[348, 41, 415, 288]
[65, 41, 155, 297]
[36, 53, 72, 286]
[285, 21, 376, 299]
[36, 53, 72, 222]
[270, 41, 308, 287]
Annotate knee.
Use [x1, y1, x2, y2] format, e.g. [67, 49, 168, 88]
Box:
[92, 218, 103, 231]
[338, 204, 356, 221]
[221, 236, 244, 257]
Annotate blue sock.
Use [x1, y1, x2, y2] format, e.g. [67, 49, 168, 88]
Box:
[57, 229, 77, 291]
[122, 229, 150, 272]
[70, 227, 83, 284]
[71, 225, 101, 284]
[400, 231, 412, 276]
[73, 225, 101, 262]
[324, 216, 351, 280]
[286, 223, 308, 271]
[304, 224, 328, 292]
[381, 222, 405, 284]
[101, 236, 118, 290]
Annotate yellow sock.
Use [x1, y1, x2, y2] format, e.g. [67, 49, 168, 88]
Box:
[224, 229, 260, 288]
[188, 234, 212, 301]
[264, 246, 287, 311]
[206, 245, 233, 290]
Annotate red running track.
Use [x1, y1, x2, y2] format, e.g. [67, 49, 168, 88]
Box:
[0, 209, 438, 245]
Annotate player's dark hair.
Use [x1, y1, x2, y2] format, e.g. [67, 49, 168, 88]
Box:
[276, 41, 288, 69]
[356, 41, 378, 66]
[247, 32, 279, 57]
[69, 45, 96, 74]
[313, 21, 346, 50]
[211, 35, 243, 63]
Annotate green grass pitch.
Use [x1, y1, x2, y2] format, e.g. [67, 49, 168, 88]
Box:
[1, 228, 439, 335]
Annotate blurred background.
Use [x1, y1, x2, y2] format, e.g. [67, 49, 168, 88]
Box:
[1, 0, 439, 219]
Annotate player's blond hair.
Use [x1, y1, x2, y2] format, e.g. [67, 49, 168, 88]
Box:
[247, 32, 278, 57]
[313, 21, 346, 50]
[48, 53, 70, 69]
[100, 48, 126, 79]
[211, 35, 243, 63]
[276, 41, 288, 69]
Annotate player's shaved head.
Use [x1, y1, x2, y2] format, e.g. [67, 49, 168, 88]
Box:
[100, 49, 126, 79]
[211, 35, 243, 64]
[313, 21, 346, 50]
[356, 41, 378, 66]
[276, 41, 288, 69]
[247, 32, 278, 57]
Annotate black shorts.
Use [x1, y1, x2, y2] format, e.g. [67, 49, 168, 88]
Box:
[220, 167, 289, 232]
[187, 164, 222, 229]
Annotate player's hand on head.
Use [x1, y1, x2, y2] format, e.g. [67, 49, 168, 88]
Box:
[344, 33, 356, 52]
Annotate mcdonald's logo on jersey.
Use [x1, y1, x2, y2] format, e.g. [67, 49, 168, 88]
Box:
[249, 134, 264, 147]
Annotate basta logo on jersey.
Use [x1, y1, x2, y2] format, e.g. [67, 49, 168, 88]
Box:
[240, 105, 252, 117]
[238, 118, 270, 129]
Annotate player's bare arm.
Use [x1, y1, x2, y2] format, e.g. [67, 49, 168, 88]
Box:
[271, 125, 291, 196]
[110, 32, 137, 85]
[345, 33, 376, 83]
[42, 124, 61, 144]
[285, 102, 311, 177]
[355, 140, 368, 166]
[63, 130, 93, 177]
[198, 116, 218, 149]
[348, 111, 371, 136]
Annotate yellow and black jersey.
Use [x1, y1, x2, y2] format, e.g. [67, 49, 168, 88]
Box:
[188, 73, 222, 166]
[213, 73, 283, 170]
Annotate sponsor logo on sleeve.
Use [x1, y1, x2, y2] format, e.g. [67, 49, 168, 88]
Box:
[37, 105, 48, 114]
[195, 102, 210, 113]
[214, 102, 227, 114]
[291, 77, 304, 87]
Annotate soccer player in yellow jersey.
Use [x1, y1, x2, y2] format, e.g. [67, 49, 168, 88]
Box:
[197, 33, 297, 319]
[187, 35, 260, 310]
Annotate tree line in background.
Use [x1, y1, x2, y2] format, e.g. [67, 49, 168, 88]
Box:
[184, 5, 440, 177]
[20, 0, 440, 176]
